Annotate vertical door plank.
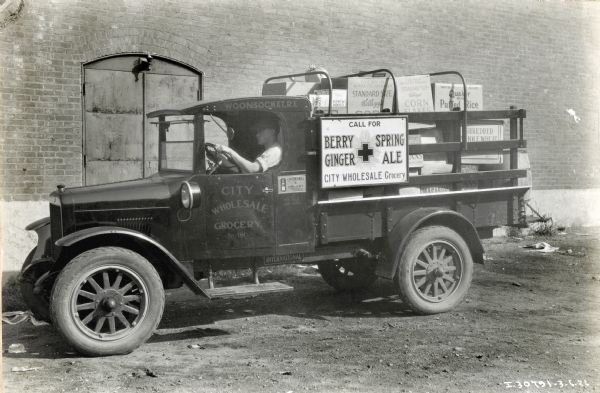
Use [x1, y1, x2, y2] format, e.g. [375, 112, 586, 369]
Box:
[84, 69, 143, 185]
[144, 74, 199, 176]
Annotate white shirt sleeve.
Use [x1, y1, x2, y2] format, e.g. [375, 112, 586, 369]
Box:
[255, 144, 282, 172]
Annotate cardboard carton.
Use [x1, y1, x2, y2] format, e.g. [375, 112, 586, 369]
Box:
[262, 81, 319, 96]
[398, 186, 421, 196]
[420, 184, 452, 194]
[320, 77, 394, 114]
[327, 188, 362, 200]
[460, 164, 480, 190]
[309, 89, 347, 114]
[482, 149, 531, 187]
[432, 83, 483, 111]
[396, 75, 434, 113]
[408, 134, 424, 168]
[462, 121, 504, 165]
[347, 77, 395, 113]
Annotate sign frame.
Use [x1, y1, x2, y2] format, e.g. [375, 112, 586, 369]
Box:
[319, 115, 409, 189]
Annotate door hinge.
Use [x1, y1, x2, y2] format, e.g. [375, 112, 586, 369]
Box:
[83, 154, 87, 167]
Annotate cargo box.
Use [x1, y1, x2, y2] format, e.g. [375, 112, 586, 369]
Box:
[309, 89, 347, 114]
[262, 81, 319, 96]
[408, 134, 424, 168]
[432, 83, 483, 111]
[395, 75, 434, 113]
[320, 77, 394, 114]
[462, 121, 503, 165]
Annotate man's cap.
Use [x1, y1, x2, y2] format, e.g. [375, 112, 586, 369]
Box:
[251, 118, 279, 134]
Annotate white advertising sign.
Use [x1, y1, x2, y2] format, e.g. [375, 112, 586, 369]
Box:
[347, 78, 394, 114]
[396, 75, 434, 113]
[432, 83, 483, 111]
[462, 121, 504, 164]
[320, 116, 409, 188]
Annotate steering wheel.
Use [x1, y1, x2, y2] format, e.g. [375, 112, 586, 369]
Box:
[204, 142, 240, 174]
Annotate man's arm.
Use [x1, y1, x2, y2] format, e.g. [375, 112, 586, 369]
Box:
[217, 145, 261, 173]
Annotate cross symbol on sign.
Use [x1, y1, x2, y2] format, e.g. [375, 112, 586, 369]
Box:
[357, 143, 374, 162]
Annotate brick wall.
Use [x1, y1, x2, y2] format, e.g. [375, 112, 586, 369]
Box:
[1, 0, 599, 200]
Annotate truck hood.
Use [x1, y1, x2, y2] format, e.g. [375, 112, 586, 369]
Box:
[58, 173, 187, 211]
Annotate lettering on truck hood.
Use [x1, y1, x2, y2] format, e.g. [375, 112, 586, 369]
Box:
[221, 99, 300, 111]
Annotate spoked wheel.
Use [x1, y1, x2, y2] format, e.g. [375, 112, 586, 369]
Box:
[50, 247, 164, 356]
[318, 256, 377, 291]
[72, 265, 148, 339]
[395, 226, 473, 314]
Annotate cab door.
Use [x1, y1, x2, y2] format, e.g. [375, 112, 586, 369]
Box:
[205, 173, 275, 254]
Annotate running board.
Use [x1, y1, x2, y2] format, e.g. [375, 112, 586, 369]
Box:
[204, 282, 294, 299]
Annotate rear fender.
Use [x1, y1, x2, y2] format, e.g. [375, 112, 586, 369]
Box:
[377, 208, 484, 279]
[55, 226, 207, 296]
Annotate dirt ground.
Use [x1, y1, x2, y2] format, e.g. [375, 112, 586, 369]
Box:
[2, 228, 600, 393]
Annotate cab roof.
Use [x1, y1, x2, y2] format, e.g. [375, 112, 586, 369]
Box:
[146, 96, 310, 118]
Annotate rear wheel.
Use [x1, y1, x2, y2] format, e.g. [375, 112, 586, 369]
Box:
[50, 247, 165, 356]
[19, 248, 52, 322]
[318, 256, 377, 291]
[395, 226, 473, 315]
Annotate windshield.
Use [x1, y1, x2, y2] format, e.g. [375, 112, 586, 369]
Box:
[159, 116, 195, 171]
[204, 115, 229, 148]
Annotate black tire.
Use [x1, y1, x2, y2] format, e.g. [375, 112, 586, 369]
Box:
[19, 248, 52, 322]
[318, 257, 377, 291]
[395, 226, 473, 315]
[50, 247, 165, 356]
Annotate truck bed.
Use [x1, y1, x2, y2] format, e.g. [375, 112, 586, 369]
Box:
[312, 109, 530, 243]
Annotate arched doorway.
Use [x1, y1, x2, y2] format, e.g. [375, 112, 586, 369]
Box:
[82, 54, 203, 185]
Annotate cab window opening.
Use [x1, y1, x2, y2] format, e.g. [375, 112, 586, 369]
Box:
[202, 111, 284, 174]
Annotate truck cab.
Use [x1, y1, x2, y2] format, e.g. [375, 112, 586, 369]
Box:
[19, 69, 530, 356]
[146, 96, 315, 260]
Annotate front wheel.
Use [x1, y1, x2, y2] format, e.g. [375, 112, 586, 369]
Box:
[395, 226, 473, 315]
[50, 247, 165, 356]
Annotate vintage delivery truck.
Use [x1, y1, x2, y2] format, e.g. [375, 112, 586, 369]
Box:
[19, 69, 530, 356]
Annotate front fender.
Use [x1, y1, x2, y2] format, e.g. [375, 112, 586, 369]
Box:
[55, 226, 207, 296]
[376, 208, 484, 279]
[25, 217, 50, 231]
[21, 217, 52, 277]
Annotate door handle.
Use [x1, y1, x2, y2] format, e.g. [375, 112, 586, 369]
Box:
[262, 186, 274, 194]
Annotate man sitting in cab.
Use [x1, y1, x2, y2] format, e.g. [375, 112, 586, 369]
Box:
[216, 118, 282, 173]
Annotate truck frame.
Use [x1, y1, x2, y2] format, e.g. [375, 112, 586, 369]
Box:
[19, 68, 529, 356]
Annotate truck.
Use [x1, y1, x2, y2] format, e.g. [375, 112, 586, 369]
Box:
[19, 69, 530, 356]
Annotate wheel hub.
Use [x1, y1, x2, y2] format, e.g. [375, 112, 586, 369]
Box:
[102, 297, 119, 311]
[426, 262, 445, 277]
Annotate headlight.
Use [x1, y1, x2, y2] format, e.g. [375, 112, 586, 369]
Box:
[180, 181, 201, 209]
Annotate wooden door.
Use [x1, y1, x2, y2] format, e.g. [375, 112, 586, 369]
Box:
[83, 55, 202, 185]
[84, 68, 144, 184]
